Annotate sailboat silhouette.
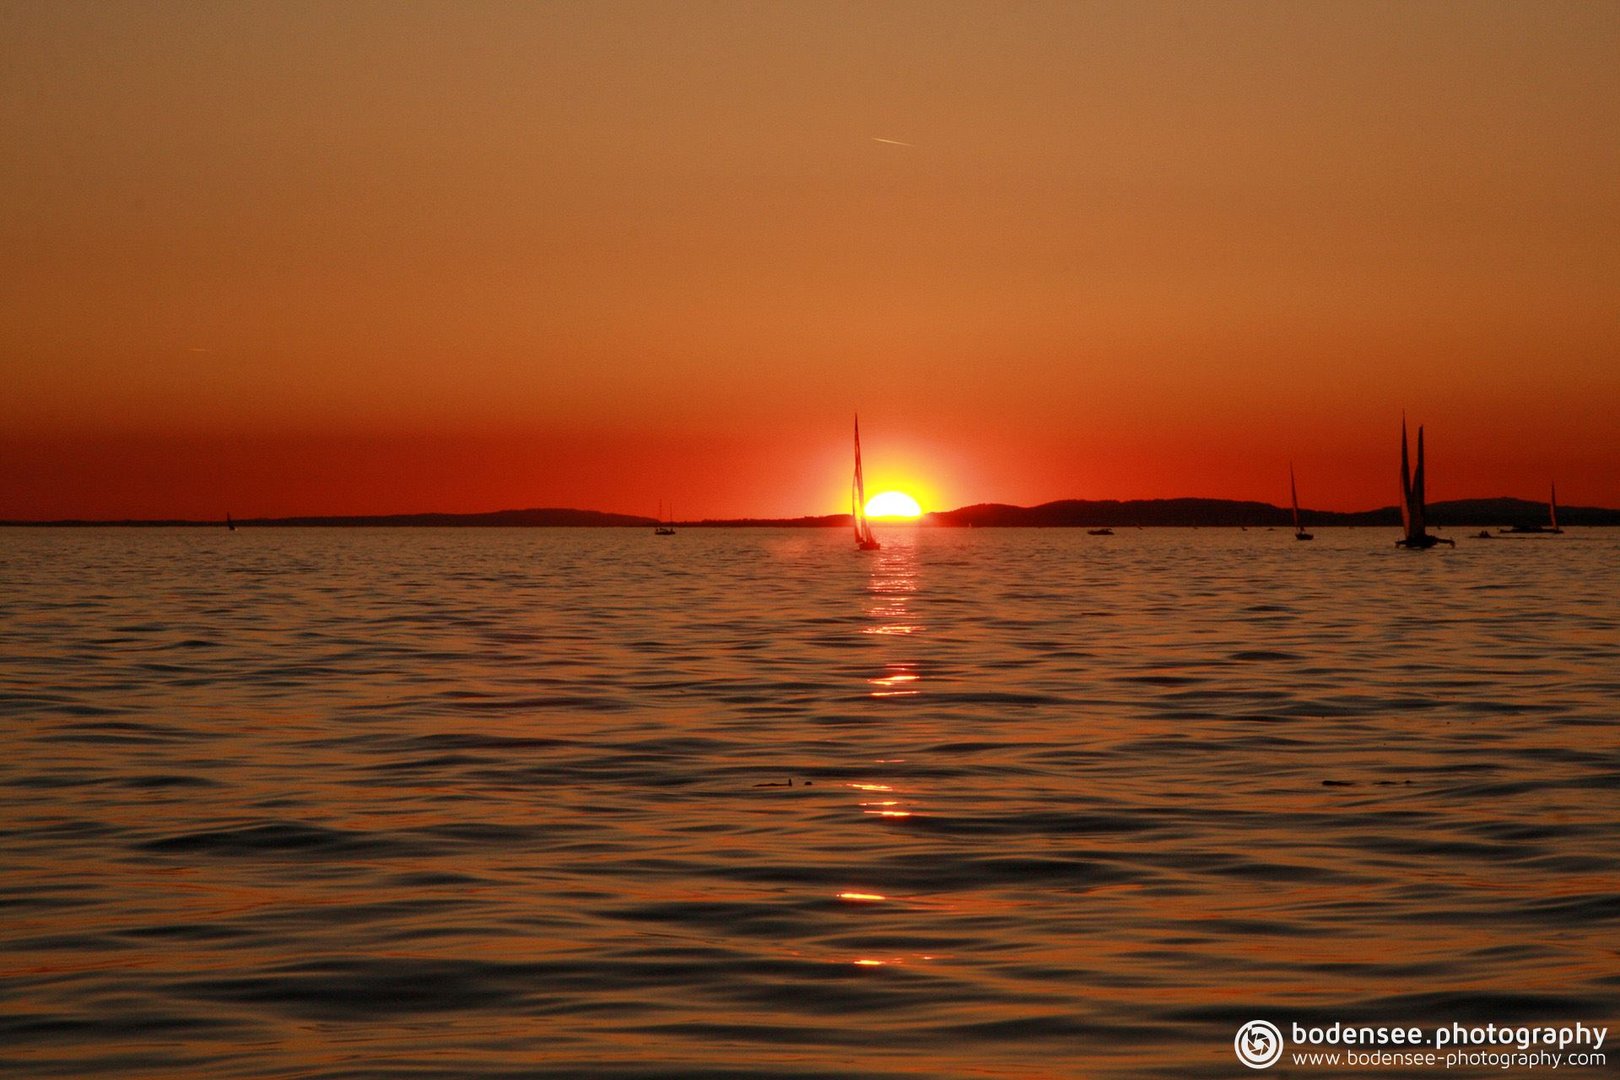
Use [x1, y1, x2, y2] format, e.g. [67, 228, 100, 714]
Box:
[1395, 416, 1453, 549]
[1500, 481, 1563, 534]
[1290, 464, 1313, 541]
[852, 415, 880, 551]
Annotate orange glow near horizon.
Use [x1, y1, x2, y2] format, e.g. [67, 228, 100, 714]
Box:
[2, 4, 1617, 519]
[2, 409, 1617, 522]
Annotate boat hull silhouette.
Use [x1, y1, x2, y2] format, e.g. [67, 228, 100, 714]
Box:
[1395, 534, 1452, 549]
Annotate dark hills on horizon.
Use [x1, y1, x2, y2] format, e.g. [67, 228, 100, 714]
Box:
[926, 497, 1619, 528]
[7, 497, 1617, 528]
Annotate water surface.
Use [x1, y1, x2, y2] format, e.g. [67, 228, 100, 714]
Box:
[3, 527, 1617, 1077]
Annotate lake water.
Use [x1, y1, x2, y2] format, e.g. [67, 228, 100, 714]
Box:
[3, 527, 1617, 1078]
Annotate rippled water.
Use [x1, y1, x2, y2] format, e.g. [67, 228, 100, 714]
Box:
[3, 527, 1617, 1078]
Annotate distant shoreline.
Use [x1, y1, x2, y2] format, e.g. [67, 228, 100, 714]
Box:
[6, 497, 1617, 529]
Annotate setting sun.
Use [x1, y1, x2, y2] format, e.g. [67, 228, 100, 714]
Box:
[864, 491, 922, 519]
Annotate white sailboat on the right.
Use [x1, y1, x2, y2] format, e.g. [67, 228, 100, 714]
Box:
[1395, 416, 1454, 549]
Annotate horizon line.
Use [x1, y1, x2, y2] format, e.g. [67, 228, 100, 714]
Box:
[0, 492, 1599, 527]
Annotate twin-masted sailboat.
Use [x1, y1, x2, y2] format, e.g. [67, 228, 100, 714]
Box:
[1395, 417, 1454, 549]
[852, 415, 880, 551]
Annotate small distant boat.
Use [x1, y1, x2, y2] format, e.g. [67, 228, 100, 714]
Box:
[1394, 416, 1454, 549]
[1473, 530, 1493, 540]
[1499, 481, 1564, 534]
[1087, 527, 1113, 536]
[852, 415, 880, 551]
[1290, 464, 1313, 541]
[654, 501, 676, 536]
[226, 512, 236, 533]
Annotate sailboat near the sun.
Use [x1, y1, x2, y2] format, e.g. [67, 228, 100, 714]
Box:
[653, 501, 676, 536]
[852, 415, 880, 551]
[1289, 464, 1313, 541]
[1395, 416, 1454, 549]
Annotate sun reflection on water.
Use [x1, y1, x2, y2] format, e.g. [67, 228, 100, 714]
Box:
[852, 537, 929, 825]
[867, 665, 920, 697]
[862, 535, 924, 639]
[861, 622, 918, 636]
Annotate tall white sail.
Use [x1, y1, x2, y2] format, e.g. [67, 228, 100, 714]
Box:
[853, 415, 879, 550]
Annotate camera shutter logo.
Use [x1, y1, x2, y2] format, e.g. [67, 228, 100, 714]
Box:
[1234, 1020, 1283, 1069]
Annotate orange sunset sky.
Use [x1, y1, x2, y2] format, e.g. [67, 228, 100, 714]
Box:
[3, 1, 1617, 520]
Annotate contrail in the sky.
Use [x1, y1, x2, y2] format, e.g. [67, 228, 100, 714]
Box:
[871, 137, 915, 147]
